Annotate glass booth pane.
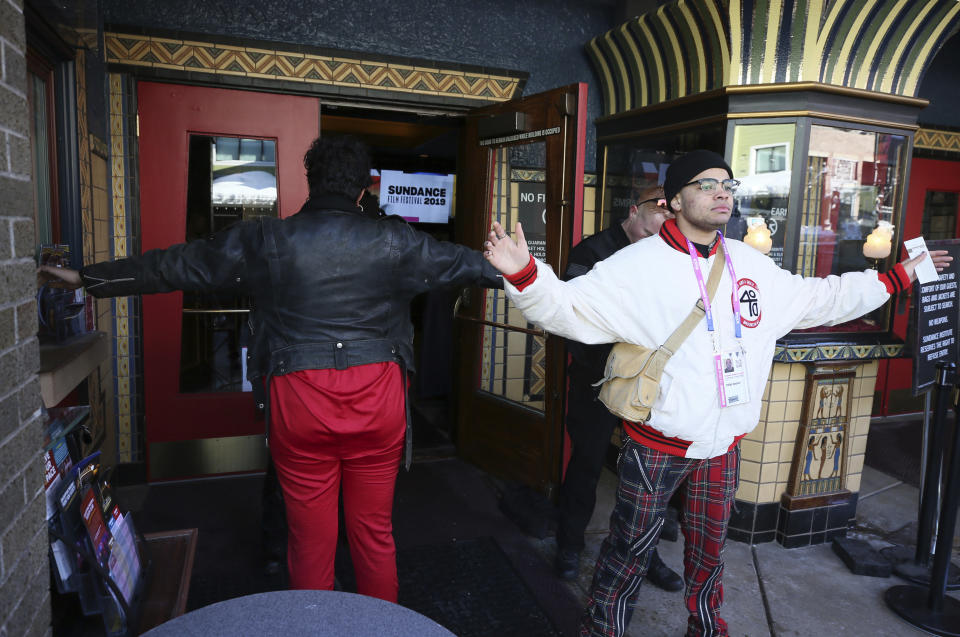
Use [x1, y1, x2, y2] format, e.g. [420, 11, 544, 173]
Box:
[179, 135, 278, 393]
[477, 143, 546, 411]
[598, 126, 725, 236]
[794, 125, 908, 333]
[728, 123, 796, 267]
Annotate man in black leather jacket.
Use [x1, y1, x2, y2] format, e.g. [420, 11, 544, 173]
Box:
[556, 186, 683, 593]
[42, 135, 501, 602]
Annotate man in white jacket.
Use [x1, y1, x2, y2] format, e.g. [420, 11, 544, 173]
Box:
[483, 150, 949, 637]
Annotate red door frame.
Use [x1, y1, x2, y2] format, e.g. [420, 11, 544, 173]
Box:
[137, 82, 318, 449]
[876, 156, 960, 415]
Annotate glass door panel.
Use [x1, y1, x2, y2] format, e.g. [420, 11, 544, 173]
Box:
[179, 135, 278, 394]
[477, 143, 547, 411]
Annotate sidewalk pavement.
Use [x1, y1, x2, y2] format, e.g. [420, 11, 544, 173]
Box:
[535, 464, 955, 636]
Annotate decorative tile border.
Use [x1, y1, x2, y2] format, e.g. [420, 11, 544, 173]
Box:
[510, 169, 597, 185]
[105, 32, 523, 104]
[915, 127, 960, 155]
[109, 72, 134, 463]
[773, 341, 903, 363]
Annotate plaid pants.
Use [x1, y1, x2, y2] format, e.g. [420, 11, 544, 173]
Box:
[579, 440, 740, 637]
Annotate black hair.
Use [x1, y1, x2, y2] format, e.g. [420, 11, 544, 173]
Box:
[303, 134, 372, 200]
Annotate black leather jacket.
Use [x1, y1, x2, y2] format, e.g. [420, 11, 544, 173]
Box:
[81, 194, 502, 462]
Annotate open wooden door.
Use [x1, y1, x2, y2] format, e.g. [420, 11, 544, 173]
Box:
[455, 84, 587, 496]
[137, 82, 319, 480]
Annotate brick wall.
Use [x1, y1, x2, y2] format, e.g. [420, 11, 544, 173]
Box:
[0, 0, 53, 634]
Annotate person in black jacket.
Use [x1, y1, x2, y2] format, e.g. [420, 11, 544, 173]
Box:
[40, 135, 501, 603]
[555, 185, 683, 592]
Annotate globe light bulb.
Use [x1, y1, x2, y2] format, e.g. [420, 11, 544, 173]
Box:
[862, 221, 894, 259]
[744, 217, 772, 255]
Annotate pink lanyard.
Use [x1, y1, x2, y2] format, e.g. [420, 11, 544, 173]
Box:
[685, 233, 741, 407]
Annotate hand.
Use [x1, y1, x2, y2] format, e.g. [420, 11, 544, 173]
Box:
[484, 221, 531, 276]
[901, 249, 953, 283]
[37, 264, 83, 289]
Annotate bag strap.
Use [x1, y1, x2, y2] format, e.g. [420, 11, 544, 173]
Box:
[660, 241, 727, 356]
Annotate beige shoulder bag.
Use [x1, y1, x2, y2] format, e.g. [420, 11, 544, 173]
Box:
[594, 243, 726, 423]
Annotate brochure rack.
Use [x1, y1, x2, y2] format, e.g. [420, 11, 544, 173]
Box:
[45, 406, 152, 636]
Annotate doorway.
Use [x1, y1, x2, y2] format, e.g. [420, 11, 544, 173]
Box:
[135, 82, 587, 487]
[319, 105, 466, 456]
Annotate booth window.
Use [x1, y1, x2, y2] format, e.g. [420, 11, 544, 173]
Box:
[791, 125, 907, 334]
[597, 126, 724, 235]
[729, 123, 795, 268]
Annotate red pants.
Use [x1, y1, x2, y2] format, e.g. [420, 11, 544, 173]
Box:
[269, 362, 405, 602]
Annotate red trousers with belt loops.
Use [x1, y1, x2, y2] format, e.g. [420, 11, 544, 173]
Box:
[269, 362, 405, 602]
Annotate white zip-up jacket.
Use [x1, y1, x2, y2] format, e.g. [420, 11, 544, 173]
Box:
[503, 220, 908, 459]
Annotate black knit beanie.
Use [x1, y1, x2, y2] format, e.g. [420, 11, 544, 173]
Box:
[664, 150, 733, 211]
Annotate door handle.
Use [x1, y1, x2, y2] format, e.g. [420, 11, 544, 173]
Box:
[453, 287, 472, 318]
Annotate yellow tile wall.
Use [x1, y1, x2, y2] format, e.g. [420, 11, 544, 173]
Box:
[736, 360, 879, 504]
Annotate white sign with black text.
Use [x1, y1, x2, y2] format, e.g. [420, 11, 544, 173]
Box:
[379, 170, 454, 223]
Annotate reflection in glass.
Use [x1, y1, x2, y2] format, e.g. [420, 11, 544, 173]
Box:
[179, 135, 279, 393]
[599, 127, 724, 236]
[478, 144, 546, 410]
[794, 125, 907, 333]
[601, 145, 670, 235]
[729, 124, 795, 266]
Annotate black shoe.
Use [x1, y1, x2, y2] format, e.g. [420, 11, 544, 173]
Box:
[555, 547, 581, 581]
[264, 559, 283, 576]
[660, 511, 680, 542]
[647, 550, 684, 592]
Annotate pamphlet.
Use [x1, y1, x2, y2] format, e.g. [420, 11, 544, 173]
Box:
[79, 487, 112, 568]
[904, 236, 940, 285]
[51, 538, 75, 584]
[107, 513, 141, 603]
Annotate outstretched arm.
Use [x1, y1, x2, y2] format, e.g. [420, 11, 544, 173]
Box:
[484, 221, 531, 276]
[38, 265, 82, 288]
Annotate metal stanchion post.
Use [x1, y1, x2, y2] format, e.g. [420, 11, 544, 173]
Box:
[890, 364, 960, 587]
[886, 362, 960, 636]
[918, 374, 953, 564]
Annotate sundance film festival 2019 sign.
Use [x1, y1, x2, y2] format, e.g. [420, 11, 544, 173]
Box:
[380, 170, 454, 223]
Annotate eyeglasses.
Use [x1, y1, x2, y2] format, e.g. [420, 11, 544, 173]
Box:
[636, 197, 668, 210]
[683, 178, 740, 194]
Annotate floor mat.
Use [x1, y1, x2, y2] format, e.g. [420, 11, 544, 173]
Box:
[398, 537, 560, 637]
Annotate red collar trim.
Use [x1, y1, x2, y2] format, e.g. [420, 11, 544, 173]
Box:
[658, 218, 720, 257]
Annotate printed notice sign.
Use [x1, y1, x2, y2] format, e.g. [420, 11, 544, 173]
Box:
[516, 182, 547, 261]
[912, 239, 960, 395]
